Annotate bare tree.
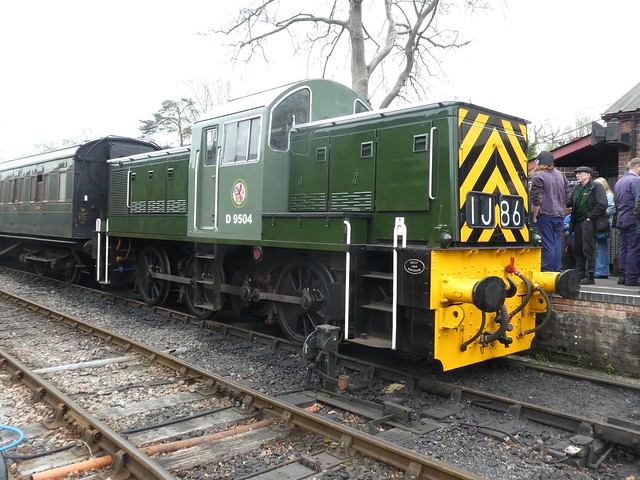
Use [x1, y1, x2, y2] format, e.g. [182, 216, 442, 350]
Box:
[532, 115, 596, 155]
[184, 77, 231, 117]
[563, 115, 592, 141]
[215, 0, 489, 108]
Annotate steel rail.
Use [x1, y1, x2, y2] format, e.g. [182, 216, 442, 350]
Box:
[0, 288, 481, 480]
[500, 356, 640, 393]
[0, 348, 175, 480]
[3, 270, 640, 455]
[335, 355, 640, 452]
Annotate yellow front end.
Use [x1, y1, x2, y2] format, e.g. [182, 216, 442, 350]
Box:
[430, 248, 553, 371]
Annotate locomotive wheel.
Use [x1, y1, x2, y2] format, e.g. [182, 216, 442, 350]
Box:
[275, 260, 335, 344]
[64, 261, 82, 284]
[183, 254, 216, 319]
[135, 246, 171, 306]
[34, 266, 47, 277]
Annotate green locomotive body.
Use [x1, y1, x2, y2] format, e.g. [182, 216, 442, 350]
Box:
[94, 79, 578, 371]
[106, 147, 191, 242]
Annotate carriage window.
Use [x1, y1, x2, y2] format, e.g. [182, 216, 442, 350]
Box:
[222, 117, 261, 165]
[270, 88, 310, 151]
[19, 177, 30, 202]
[46, 173, 59, 201]
[11, 178, 18, 203]
[35, 175, 44, 202]
[204, 127, 218, 166]
[30, 175, 37, 201]
[58, 171, 67, 201]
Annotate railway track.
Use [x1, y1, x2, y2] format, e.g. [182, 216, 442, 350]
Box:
[0, 287, 479, 480]
[0, 267, 639, 478]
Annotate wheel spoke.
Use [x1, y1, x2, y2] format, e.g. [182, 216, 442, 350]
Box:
[275, 260, 337, 344]
[184, 255, 216, 319]
[135, 246, 170, 306]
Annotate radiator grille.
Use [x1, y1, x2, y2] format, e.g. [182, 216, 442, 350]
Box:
[330, 191, 373, 211]
[290, 193, 327, 211]
[109, 171, 129, 215]
[167, 199, 187, 214]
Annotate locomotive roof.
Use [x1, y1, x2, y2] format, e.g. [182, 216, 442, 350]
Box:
[107, 145, 191, 164]
[0, 136, 159, 170]
[291, 100, 528, 132]
[195, 79, 360, 123]
[197, 84, 291, 122]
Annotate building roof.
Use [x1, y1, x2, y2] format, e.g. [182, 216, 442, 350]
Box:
[551, 133, 619, 176]
[603, 80, 640, 119]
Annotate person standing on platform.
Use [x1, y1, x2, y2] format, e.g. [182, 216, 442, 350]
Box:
[593, 177, 615, 279]
[530, 151, 570, 272]
[568, 166, 607, 285]
[614, 157, 640, 286]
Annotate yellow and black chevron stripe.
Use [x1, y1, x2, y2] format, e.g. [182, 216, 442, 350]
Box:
[458, 107, 529, 243]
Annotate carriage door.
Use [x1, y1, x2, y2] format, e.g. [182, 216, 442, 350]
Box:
[195, 126, 218, 230]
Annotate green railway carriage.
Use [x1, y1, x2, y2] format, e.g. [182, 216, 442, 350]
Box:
[96, 79, 579, 371]
[0, 137, 158, 281]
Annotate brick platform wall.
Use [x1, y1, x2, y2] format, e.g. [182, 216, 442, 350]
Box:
[530, 297, 640, 377]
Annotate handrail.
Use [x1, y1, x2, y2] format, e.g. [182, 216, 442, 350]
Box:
[343, 220, 352, 339]
[392, 217, 407, 350]
[428, 126, 437, 200]
[193, 150, 200, 230]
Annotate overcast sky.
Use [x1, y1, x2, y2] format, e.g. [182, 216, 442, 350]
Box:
[1, 0, 638, 161]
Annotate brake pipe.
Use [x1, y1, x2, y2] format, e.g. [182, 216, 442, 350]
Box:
[509, 272, 532, 319]
[520, 284, 553, 337]
[460, 311, 486, 351]
[481, 304, 512, 346]
[504, 258, 532, 319]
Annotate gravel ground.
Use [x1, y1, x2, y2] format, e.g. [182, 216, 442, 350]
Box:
[0, 268, 638, 480]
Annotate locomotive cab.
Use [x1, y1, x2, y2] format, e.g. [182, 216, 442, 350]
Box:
[187, 79, 370, 242]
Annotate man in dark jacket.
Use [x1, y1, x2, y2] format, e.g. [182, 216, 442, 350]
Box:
[568, 166, 607, 285]
[530, 151, 570, 272]
[615, 157, 640, 285]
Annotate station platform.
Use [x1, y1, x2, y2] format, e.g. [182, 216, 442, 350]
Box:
[576, 276, 640, 307]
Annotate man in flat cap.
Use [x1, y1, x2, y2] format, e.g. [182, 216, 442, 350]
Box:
[530, 151, 570, 271]
[568, 166, 607, 284]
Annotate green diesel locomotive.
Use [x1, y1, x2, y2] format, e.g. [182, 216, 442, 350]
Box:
[82, 80, 580, 370]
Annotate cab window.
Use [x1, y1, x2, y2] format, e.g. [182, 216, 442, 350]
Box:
[270, 88, 310, 152]
[355, 99, 369, 113]
[222, 117, 260, 165]
[204, 127, 218, 166]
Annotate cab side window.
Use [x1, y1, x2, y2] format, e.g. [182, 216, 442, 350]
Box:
[204, 127, 218, 166]
[222, 117, 261, 165]
[270, 88, 310, 152]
